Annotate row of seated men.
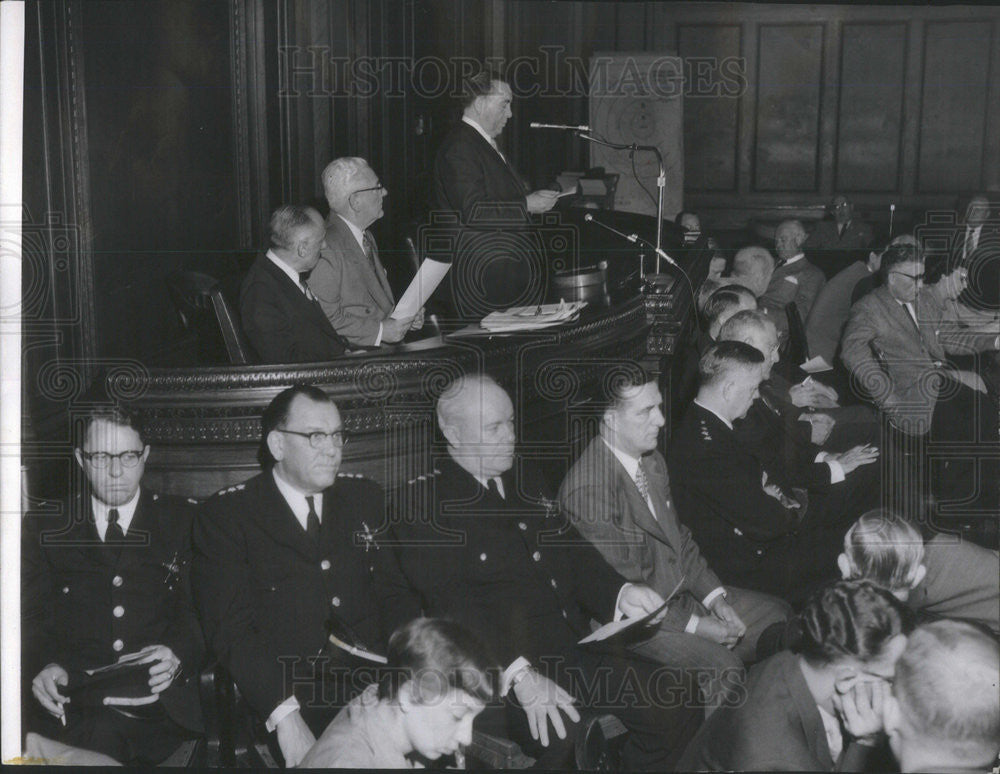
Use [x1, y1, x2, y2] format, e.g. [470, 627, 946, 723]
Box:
[686, 199, 1000, 515]
[22, 358, 1000, 769]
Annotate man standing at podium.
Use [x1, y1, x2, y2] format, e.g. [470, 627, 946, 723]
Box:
[431, 72, 560, 319]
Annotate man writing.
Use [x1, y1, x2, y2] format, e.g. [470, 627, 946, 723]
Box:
[22, 407, 204, 764]
[310, 157, 420, 346]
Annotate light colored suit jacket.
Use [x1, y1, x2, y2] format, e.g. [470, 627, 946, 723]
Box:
[841, 285, 999, 435]
[760, 256, 826, 336]
[310, 215, 394, 346]
[558, 436, 722, 633]
[805, 260, 873, 363]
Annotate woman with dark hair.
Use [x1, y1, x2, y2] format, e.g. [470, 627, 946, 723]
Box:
[299, 618, 497, 768]
[678, 580, 914, 771]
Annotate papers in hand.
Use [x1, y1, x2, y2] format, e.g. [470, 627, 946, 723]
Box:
[800, 355, 833, 373]
[578, 576, 686, 645]
[328, 632, 388, 664]
[481, 300, 586, 332]
[390, 258, 451, 320]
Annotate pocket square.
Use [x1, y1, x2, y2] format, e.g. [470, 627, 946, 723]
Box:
[784, 276, 799, 284]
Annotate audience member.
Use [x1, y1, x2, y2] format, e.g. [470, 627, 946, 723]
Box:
[837, 512, 926, 601]
[729, 245, 775, 298]
[805, 194, 874, 279]
[300, 618, 496, 769]
[884, 620, 1000, 773]
[703, 284, 758, 342]
[240, 205, 349, 363]
[955, 194, 996, 266]
[559, 365, 791, 711]
[806, 242, 884, 365]
[310, 157, 419, 346]
[387, 374, 703, 770]
[192, 385, 419, 766]
[22, 407, 204, 765]
[761, 219, 826, 338]
[841, 244, 999, 507]
[678, 580, 913, 772]
[850, 233, 919, 306]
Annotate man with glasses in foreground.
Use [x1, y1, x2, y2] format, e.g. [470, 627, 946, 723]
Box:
[311, 157, 421, 346]
[193, 385, 419, 767]
[22, 406, 204, 764]
[841, 243, 1000, 509]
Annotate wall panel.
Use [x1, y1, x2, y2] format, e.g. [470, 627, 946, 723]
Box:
[835, 22, 907, 192]
[753, 23, 824, 192]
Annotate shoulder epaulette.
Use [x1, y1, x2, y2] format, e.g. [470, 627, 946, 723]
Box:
[407, 469, 439, 486]
[216, 482, 247, 496]
[337, 471, 364, 480]
[698, 419, 714, 442]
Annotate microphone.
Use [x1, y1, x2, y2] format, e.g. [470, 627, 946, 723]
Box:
[584, 214, 680, 269]
[529, 122, 591, 131]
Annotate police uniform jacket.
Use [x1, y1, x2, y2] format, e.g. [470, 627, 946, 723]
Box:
[388, 453, 625, 668]
[22, 489, 204, 732]
[667, 404, 800, 597]
[192, 470, 419, 721]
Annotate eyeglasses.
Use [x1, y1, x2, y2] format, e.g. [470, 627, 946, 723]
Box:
[277, 429, 348, 449]
[350, 183, 386, 196]
[81, 450, 145, 468]
[890, 271, 924, 282]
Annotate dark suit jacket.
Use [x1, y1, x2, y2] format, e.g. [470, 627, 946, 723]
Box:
[667, 404, 800, 597]
[678, 650, 870, 771]
[841, 285, 999, 434]
[22, 489, 204, 732]
[430, 121, 543, 317]
[310, 216, 395, 346]
[805, 218, 874, 279]
[192, 471, 419, 721]
[761, 256, 827, 337]
[387, 454, 624, 668]
[239, 252, 347, 363]
[558, 437, 722, 633]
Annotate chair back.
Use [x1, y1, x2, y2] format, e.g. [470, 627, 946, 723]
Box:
[210, 277, 253, 365]
[166, 270, 228, 363]
[782, 301, 810, 365]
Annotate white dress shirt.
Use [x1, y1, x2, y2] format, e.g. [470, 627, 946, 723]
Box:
[92, 488, 141, 540]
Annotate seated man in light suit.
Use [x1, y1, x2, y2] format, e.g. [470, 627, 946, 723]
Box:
[310, 157, 419, 347]
[760, 219, 826, 339]
[559, 365, 791, 711]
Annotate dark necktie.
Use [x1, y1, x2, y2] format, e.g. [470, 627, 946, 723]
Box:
[298, 272, 315, 301]
[105, 508, 126, 543]
[487, 477, 502, 500]
[305, 496, 321, 542]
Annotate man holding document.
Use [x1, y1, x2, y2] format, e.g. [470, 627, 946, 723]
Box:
[559, 366, 791, 713]
[311, 156, 423, 346]
[386, 374, 702, 770]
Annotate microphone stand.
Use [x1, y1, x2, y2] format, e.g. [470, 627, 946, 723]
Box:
[574, 131, 667, 274]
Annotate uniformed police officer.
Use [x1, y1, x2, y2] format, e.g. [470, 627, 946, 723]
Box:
[192, 385, 418, 767]
[386, 374, 704, 770]
[22, 406, 204, 764]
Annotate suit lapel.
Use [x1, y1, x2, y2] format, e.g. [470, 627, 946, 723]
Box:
[329, 219, 394, 310]
[261, 256, 338, 338]
[463, 123, 527, 193]
[597, 442, 669, 544]
[640, 456, 681, 546]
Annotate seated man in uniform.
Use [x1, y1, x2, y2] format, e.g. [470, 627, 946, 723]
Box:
[22, 406, 204, 765]
[884, 620, 1000, 773]
[193, 385, 419, 767]
[559, 366, 791, 711]
[804, 193, 874, 279]
[387, 374, 703, 770]
[310, 157, 419, 346]
[240, 205, 349, 363]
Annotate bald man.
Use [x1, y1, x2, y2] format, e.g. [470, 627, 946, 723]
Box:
[729, 246, 775, 298]
[885, 620, 1000, 773]
[761, 220, 826, 339]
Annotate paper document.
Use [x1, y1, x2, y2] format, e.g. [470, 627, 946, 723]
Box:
[578, 575, 686, 645]
[800, 355, 833, 373]
[480, 300, 586, 332]
[391, 258, 451, 320]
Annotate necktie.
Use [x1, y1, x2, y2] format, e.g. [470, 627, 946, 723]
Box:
[362, 231, 378, 270]
[964, 227, 976, 261]
[634, 464, 650, 503]
[487, 477, 503, 499]
[305, 496, 321, 542]
[105, 508, 125, 543]
[299, 273, 315, 301]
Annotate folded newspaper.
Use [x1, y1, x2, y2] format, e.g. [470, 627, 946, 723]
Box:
[480, 300, 587, 332]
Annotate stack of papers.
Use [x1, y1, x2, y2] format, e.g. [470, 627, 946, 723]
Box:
[481, 301, 587, 332]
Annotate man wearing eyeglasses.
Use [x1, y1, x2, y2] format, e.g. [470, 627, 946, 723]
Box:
[842, 244, 1000, 508]
[310, 157, 421, 346]
[192, 385, 419, 767]
[21, 407, 204, 764]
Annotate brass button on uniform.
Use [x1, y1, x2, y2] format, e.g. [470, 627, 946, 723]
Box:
[112, 575, 123, 587]
[112, 639, 124, 652]
[331, 597, 341, 607]
[320, 560, 331, 571]
[532, 551, 541, 562]
[113, 605, 125, 618]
